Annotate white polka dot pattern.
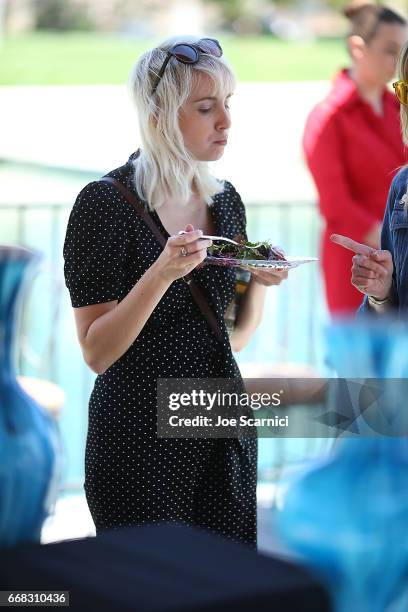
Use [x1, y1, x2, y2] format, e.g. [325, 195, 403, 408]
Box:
[63, 153, 258, 548]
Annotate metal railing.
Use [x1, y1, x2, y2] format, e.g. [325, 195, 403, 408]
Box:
[1, 200, 328, 489]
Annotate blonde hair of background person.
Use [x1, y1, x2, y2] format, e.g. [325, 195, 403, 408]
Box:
[129, 36, 235, 210]
[397, 38, 408, 212]
[398, 39, 408, 147]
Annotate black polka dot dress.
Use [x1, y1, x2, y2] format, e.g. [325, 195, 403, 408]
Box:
[63, 153, 258, 548]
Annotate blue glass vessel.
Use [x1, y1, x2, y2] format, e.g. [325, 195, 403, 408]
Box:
[276, 318, 408, 612]
[0, 245, 60, 547]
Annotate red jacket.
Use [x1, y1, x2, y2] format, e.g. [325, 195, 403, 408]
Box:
[303, 69, 407, 314]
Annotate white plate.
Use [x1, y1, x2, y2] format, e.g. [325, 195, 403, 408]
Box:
[205, 256, 318, 270]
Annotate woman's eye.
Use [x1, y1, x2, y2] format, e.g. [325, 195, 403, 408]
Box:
[198, 108, 212, 114]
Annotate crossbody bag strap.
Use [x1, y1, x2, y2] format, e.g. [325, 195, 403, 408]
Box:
[99, 176, 224, 343]
[100, 176, 166, 247]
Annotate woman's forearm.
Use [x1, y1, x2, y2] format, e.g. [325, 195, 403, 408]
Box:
[82, 262, 171, 374]
[230, 278, 266, 352]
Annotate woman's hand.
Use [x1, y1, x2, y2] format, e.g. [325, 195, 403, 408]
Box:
[330, 234, 393, 300]
[153, 224, 212, 283]
[249, 267, 288, 287]
[363, 222, 382, 250]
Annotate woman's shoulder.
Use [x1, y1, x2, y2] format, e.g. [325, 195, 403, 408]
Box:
[213, 180, 245, 214]
[72, 156, 136, 218]
[306, 70, 359, 124]
[214, 180, 242, 202]
[213, 181, 246, 236]
[390, 166, 408, 203]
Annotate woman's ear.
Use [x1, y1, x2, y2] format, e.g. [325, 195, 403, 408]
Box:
[348, 35, 366, 61]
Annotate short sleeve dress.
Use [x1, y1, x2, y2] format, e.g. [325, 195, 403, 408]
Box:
[63, 153, 258, 548]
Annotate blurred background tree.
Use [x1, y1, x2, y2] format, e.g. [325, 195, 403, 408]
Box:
[2, 0, 406, 36]
[32, 0, 93, 31]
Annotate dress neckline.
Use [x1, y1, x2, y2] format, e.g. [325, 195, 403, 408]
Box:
[125, 152, 223, 239]
[150, 200, 220, 240]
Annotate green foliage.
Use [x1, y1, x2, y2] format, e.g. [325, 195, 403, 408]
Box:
[33, 0, 93, 31]
[324, 0, 351, 9]
[202, 0, 246, 21]
[0, 33, 348, 85]
[265, 0, 350, 6]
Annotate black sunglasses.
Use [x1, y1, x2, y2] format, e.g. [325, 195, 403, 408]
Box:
[151, 38, 223, 95]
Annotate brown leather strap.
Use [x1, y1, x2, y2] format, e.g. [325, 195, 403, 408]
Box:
[99, 176, 224, 343]
[101, 176, 166, 247]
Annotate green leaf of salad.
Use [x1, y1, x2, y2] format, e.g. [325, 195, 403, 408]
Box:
[207, 235, 286, 262]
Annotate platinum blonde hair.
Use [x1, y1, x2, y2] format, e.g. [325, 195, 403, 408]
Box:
[398, 40, 408, 147]
[397, 41, 408, 211]
[128, 36, 236, 210]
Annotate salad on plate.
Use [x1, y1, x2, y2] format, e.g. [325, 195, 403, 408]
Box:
[206, 235, 317, 270]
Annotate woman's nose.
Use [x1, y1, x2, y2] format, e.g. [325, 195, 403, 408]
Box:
[216, 107, 231, 130]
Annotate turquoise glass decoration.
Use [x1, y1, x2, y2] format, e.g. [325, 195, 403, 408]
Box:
[0, 245, 61, 547]
[276, 317, 408, 612]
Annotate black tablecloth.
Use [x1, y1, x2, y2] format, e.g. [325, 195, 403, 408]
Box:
[0, 524, 330, 611]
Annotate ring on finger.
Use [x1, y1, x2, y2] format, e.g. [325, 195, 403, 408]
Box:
[181, 246, 189, 257]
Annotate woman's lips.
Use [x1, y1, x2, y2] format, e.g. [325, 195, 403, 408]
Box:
[214, 139, 228, 145]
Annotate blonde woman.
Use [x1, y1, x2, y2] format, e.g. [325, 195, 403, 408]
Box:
[331, 40, 408, 315]
[63, 37, 287, 547]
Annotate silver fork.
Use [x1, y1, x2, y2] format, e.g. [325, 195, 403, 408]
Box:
[178, 230, 262, 250]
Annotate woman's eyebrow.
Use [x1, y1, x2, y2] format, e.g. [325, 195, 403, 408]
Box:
[193, 94, 233, 103]
[193, 96, 216, 103]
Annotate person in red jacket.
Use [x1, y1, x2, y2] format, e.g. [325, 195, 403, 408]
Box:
[303, 0, 407, 315]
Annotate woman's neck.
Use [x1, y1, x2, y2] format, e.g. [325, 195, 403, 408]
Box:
[348, 67, 384, 116]
[160, 182, 202, 209]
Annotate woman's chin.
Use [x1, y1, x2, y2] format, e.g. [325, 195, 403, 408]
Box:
[189, 144, 227, 162]
[200, 151, 225, 162]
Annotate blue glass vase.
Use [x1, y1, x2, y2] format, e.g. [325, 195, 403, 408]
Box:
[276, 317, 408, 612]
[0, 245, 61, 547]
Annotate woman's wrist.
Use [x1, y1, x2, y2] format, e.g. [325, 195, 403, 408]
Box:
[148, 260, 173, 289]
[367, 294, 390, 306]
[367, 283, 393, 304]
[367, 286, 393, 312]
[250, 274, 267, 289]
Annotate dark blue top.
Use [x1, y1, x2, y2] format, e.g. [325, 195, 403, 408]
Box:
[359, 165, 408, 315]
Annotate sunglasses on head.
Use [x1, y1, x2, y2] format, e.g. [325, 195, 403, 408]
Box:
[151, 38, 223, 95]
[393, 80, 408, 106]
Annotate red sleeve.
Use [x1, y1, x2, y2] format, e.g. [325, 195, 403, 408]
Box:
[303, 105, 378, 242]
